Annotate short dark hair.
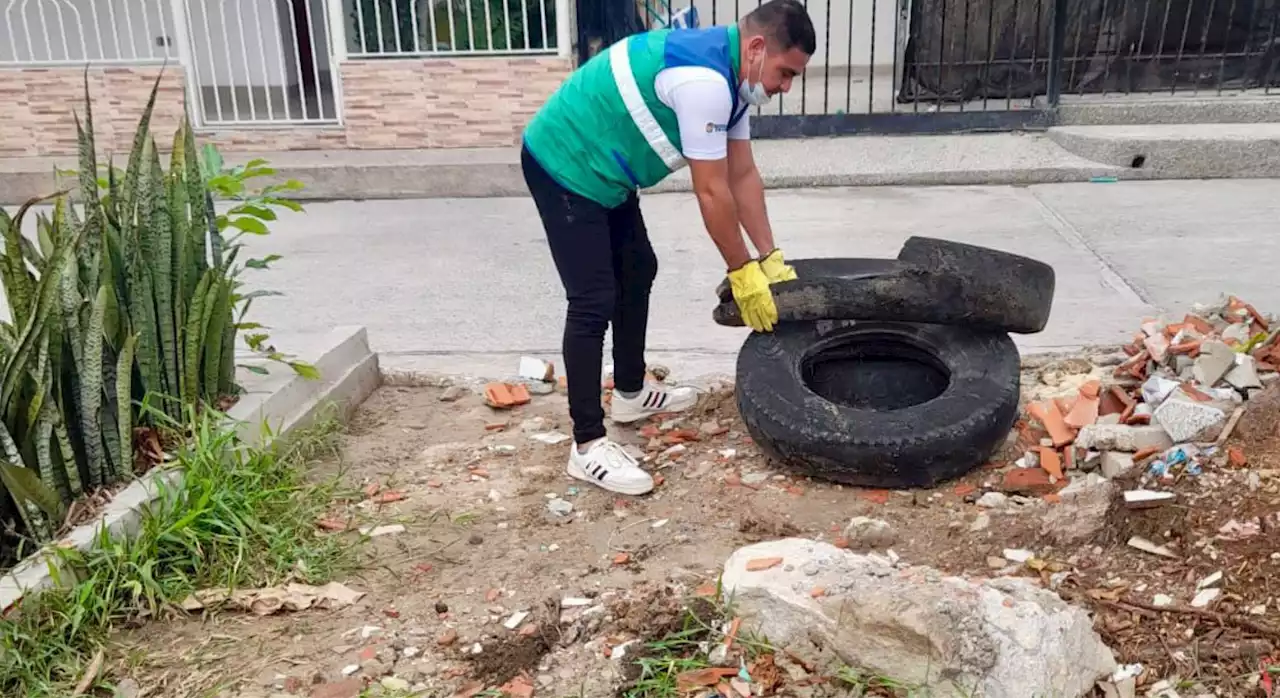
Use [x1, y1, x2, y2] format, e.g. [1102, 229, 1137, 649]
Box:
[742, 0, 816, 55]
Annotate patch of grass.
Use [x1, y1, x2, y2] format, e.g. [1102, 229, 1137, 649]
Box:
[0, 405, 360, 697]
[835, 666, 929, 697]
[619, 589, 747, 698]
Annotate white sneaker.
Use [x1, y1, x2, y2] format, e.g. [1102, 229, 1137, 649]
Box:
[567, 439, 654, 495]
[609, 383, 700, 424]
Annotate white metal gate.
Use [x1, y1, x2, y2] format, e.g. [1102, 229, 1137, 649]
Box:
[175, 0, 342, 125]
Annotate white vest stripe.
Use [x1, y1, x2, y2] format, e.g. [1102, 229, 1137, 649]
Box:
[609, 40, 686, 171]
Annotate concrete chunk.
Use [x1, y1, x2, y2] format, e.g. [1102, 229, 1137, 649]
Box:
[1075, 424, 1174, 453]
[1192, 340, 1236, 387]
[1101, 452, 1136, 479]
[1153, 399, 1226, 443]
[1225, 354, 1263, 391]
[720, 538, 1116, 698]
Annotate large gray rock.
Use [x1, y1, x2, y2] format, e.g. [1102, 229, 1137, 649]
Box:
[720, 539, 1116, 698]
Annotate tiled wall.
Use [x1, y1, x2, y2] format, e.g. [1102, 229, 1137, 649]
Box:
[0, 57, 570, 158]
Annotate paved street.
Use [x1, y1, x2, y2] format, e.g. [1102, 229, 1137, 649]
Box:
[227, 178, 1279, 381]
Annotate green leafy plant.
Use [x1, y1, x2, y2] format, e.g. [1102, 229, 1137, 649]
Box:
[0, 69, 312, 561]
[196, 145, 318, 380]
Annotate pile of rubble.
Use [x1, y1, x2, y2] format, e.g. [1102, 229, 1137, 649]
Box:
[1019, 295, 1277, 490]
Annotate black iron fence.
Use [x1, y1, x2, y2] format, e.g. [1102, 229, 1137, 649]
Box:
[590, 0, 1280, 135]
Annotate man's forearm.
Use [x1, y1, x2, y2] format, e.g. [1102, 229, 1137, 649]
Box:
[731, 168, 776, 257]
[694, 180, 753, 270]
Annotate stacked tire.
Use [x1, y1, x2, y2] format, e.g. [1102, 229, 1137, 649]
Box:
[712, 236, 1056, 489]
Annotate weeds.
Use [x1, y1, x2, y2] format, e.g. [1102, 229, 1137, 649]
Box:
[0, 406, 357, 697]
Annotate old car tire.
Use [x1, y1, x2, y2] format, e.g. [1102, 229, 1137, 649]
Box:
[714, 236, 1056, 335]
[734, 319, 1021, 489]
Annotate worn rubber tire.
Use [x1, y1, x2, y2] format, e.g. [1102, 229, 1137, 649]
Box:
[714, 236, 1056, 334]
[734, 319, 1021, 489]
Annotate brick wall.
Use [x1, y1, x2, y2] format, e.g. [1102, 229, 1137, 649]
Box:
[0, 56, 570, 158]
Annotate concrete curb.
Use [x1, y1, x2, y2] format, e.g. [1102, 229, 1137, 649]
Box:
[1046, 124, 1280, 180]
[0, 325, 380, 614]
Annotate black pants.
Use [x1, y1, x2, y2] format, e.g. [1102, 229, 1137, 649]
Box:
[521, 145, 658, 445]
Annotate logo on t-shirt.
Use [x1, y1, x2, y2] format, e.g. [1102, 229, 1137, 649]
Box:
[705, 121, 727, 133]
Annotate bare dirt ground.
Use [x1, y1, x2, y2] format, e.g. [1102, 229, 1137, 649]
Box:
[110, 355, 1280, 698]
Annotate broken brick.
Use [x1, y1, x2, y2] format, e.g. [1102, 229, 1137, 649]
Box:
[1027, 400, 1077, 448]
[1080, 380, 1102, 399]
[1054, 396, 1076, 418]
[1039, 447, 1063, 479]
[954, 483, 977, 497]
[1064, 394, 1100, 429]
[613, 553, 631, 565]
[1179, 383, 1215, 402]
[662, 429, 701, 445]
[745, 557, 783, 572]
[1227, 446, 1247, 467]
[484, 382, 531, 409]
[1000, 468, 1067, 497]
[809, 586, 827, 598]
[858, 489, 891, 505]
[1133, 446, 1162, 462]
[1184, 314, 1215, 335]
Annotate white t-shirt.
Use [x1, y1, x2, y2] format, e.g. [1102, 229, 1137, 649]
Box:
[653, 66, 750, 161]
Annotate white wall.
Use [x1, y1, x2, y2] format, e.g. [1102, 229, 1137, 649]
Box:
[0, 0, 175, 63]
[646, 0, 901, 69]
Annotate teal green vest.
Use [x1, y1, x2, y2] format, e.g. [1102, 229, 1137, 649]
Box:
[523, 25, 746, 208]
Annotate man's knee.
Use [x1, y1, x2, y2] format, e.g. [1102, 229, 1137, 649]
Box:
[567, 287, 615, 333]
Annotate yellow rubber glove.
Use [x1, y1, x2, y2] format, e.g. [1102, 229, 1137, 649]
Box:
[760, 248, 798, 284]
[727, 260, 778, 332]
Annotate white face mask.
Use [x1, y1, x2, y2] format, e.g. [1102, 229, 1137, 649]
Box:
[738, 47, 771, 106]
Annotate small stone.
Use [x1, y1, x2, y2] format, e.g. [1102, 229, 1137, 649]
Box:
[113, 679, 142, 698]
[969, 513, 991, 532]
[434, 601, 449, 614]
[986, 556, 1007, 569]
[976, 491, 1009, 508]
[469, 533, 484, 545]
[841, 517, 897, 550]
[1003, 548, 1034, 563]
[310, 678, 363, 698]
[1190, 588, 1221, 608]
[402, 646, 420, 658]
[547, 498, 574, 516]
[1152, 594, 1173, 607]
[360, 524, 406, 537]
[340, 664, 359, 677]
[440, 385, 467, 402]
[437, 629, 458, 646]
[381, 677, 411, 692]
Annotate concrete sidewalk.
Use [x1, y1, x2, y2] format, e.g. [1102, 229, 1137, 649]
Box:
[225, 178, 1280, 381]
[6, 124, 1280, 204]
